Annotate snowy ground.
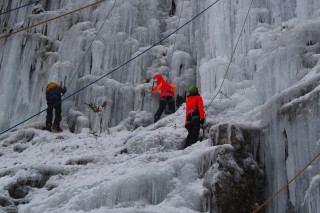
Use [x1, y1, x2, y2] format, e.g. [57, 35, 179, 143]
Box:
[0, 105, 223, 213]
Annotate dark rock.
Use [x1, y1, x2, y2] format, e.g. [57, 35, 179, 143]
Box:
[65, 157, 94, 165]
[0, 196, 14, 207]
[3, 130, 36, 147]
[119, 148, 128, 155]
[169, 0, 176, 16]
[7, 174, 51, 199]
[13, 145, 28, 153]
[211, 124, 229, 146]
[205, 124, 264, 213]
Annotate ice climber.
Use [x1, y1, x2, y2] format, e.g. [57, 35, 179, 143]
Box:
[151, 74, 176, 123]
[184, 86, 205, 148]
[43, 82, 67, 132]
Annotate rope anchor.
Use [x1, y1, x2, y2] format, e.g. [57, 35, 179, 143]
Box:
[219, 90, 231, 100]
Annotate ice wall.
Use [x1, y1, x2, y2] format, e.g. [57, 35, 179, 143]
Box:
[251, 19, 320, 211]
[192, 0, 320, 212]
[0, 0, 199, 133]
[1, 0, 320, 212]
[1, 0, 318, 132]
[196, 0, 320, 93]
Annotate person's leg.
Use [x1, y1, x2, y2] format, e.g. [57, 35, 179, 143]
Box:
[167, 96, 175, 114]
[154, 98, 166, 122]
[53, 103, 62, 131]
[45, 103, 53, 129]
[190, 119, 201, 145]
[184, 124, 193, 148]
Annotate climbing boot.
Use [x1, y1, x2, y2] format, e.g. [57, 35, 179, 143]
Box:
[154, 115, 159, 123]
[42, 124, 52, 132]
[52, 125, 63, 133]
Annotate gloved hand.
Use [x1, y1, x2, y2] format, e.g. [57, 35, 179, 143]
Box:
[200, 118, 205, 125]
[62, 86, 67, 94]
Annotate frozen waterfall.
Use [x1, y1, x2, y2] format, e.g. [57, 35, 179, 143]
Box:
[1, 0, 320, 212]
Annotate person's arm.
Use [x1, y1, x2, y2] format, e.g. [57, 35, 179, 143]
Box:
[198, 96, 205, 119]
[151, 82, 162, 94]
[185, 97, 189, 126]
[170, 84, 176, 94]
[60, 86, 67, 94]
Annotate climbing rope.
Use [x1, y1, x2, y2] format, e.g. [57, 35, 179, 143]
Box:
[252, 151, 320, 213]
[168, 0, 185, 74]
[0, 0, 43, 16]
[0, 0, 106, 39]
[204, 0, 254, 111]
[66, 0, 116, 90]
[0, 0, 223, 135]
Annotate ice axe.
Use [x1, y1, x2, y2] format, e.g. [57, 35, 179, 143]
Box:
[199, 124, 205, 141]
[61, 80, 66, 97]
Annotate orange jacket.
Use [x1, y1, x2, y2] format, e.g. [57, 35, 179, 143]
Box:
[151, 74, 176, 98]
[185, 94, 205, 125]
[46, 82, 66, 102]
[46, 82, 60, 91]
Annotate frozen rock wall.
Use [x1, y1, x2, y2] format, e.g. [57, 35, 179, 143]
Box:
[1, 0, 320, 213]
[193, 0, 320, 212]
[0, 0, 319, 132]
[207, 124, 264, 213]
[0, 0, 196, 132]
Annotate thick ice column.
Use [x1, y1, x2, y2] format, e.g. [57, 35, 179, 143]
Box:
[0, 0, 98, 131]
[257, 77, 320, 213]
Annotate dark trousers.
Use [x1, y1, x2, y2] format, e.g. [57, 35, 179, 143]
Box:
[46, 102, 62, 127]
[185, 118, 200, 148]
[155, 96, 175, 118]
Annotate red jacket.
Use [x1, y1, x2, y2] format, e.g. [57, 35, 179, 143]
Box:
[151, 74, 176, 98]
[185, 94, 205, 125]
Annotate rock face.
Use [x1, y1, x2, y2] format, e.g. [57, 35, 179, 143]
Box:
[205, 124, 264, 213]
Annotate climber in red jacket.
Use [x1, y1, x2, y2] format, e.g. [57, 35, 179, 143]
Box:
[151, 74, 176, 122]
[184, 86, 205, 148]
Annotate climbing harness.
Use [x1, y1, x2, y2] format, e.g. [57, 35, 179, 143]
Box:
[186, 98, 201, 124]
[219, 91, 231, 100]
[0, 0, 43, 16]
[161, 90, 174, 95]
[66, 0, 117, 90]
[187, 107, 199, 115]
[0, 0, 223, 135]
[0, 0, 106, 39]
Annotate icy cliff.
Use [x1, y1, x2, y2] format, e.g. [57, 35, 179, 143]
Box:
[1, 0, 320, 212]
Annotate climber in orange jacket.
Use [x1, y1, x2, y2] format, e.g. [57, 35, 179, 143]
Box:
[151, 74, 176, 122]
[184, 86, 205, 148]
